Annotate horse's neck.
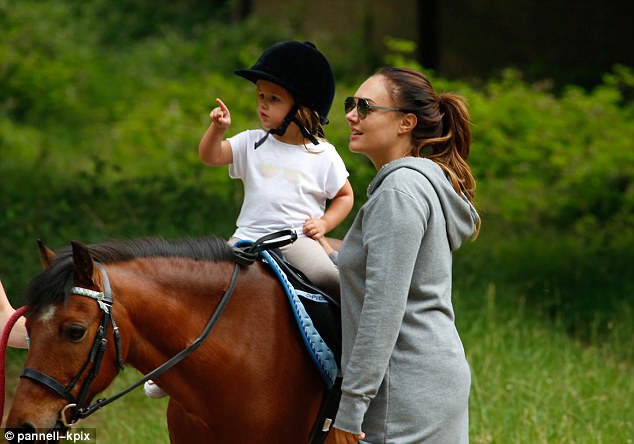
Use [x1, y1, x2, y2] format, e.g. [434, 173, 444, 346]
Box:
[111, 258, 236, 374]
[108, 259, 326, 430]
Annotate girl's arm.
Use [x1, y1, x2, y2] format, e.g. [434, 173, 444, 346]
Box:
[304, 179, 354, 239]
[318, 237, 339, 265]
[198, 98, 234, 166]
[0, 280, 28, 349]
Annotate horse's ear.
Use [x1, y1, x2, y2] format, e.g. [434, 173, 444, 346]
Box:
[71, 241, 95, 286]
[37, 239, 56, 269]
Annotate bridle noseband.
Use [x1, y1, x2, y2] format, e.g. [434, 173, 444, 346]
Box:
[20, 260, 241, 427]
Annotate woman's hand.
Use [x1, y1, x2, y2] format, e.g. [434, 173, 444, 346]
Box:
[325, 428, 366, 444]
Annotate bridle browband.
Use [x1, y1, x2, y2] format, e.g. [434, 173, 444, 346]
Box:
[20, 260, 241, 427]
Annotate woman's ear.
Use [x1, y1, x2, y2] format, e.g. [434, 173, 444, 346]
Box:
[398, 113, 417, 134]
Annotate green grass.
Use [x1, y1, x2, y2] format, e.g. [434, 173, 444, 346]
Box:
[3, 279, 631, 443]
[457, 282, 633, 443]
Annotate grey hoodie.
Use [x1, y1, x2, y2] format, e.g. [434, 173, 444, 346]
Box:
[334, 157, 478, 443]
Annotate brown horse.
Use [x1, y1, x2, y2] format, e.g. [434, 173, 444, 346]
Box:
[5, 236, 337, 443]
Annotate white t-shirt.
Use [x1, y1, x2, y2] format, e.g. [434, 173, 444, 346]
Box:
[228, 129, 349, 240]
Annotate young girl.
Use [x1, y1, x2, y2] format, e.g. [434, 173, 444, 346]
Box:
[198, 40, 353, 298]
[151, 43, 354, 400]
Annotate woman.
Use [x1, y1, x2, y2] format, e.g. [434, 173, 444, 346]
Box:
[327, 68, 480, 443]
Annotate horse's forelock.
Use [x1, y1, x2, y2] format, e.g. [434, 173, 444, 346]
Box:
[25, 256, 73, 317]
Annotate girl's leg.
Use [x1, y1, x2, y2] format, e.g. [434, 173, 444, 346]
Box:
[281, 237, 340, 298]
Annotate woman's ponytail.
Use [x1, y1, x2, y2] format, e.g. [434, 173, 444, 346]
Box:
[430, 92, 476, 202]
[379, 67, 480, 236]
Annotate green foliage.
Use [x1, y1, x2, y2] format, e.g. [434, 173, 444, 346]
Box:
[1, 2, 632, 327]
[0, 4, 632, 441]
[469, 68, 633, 241]
[382, 41, 633, 250]
[378, 42, 633, 346]
[383, 36, 422, 71]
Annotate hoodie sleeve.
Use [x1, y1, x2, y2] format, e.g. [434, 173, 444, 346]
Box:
[334, 186, 428, 434]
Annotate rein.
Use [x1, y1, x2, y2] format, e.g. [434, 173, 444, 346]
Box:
[0, 305, 29, 424]
[20, 260, 241, 427]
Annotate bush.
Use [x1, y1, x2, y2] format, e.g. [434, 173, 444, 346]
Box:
[0, 3, 631, 344]
[469, 68, 633, 244]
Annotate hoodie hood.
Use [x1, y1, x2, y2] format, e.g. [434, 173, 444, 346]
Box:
[368, 157, 479, 251]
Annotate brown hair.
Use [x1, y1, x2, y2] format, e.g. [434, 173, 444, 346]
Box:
[378, 67, 479, 235]
[295, 105, 326, 152]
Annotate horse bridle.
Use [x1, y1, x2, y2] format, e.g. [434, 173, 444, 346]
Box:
[20, 260, 241, 428]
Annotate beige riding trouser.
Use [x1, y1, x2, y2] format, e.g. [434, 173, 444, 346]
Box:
[230, 236, 339, 298]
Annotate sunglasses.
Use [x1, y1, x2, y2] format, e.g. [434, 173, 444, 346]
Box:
[344, 96, 413, 119]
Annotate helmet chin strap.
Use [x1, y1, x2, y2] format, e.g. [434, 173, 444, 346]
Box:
[254, 105, 319, 149]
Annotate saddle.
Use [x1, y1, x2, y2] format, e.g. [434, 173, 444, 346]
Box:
[233, 231, 342, 444]
[266, 248, 341, 364]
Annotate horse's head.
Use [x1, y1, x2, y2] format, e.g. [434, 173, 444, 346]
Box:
[7, 241, 124, 431]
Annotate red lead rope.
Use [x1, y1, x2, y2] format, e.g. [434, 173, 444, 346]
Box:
[1, 305, 28, 425]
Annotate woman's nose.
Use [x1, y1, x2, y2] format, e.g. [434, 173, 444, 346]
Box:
[346, 109, 359, 123]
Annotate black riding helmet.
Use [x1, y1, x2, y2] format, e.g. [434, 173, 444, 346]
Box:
[235, 41, 335, 147]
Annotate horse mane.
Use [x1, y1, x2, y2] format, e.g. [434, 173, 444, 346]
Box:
[25, 236, 236, 314]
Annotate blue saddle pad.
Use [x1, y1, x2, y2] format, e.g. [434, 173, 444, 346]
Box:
[235, 240, 338, 388]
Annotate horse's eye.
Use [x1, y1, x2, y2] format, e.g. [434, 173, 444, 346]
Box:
[65, 324, 87, 342]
